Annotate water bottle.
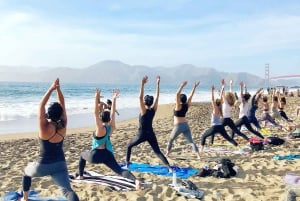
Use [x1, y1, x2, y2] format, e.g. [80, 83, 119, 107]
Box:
[204, 161, 209, 170]
[216, 190, 222, 201]
[172, 170, 177, 186]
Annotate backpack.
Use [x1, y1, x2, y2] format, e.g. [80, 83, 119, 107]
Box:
[249, 137, 264, 151]
[211, 158, 237, 178]
[267, 136, 285, 146]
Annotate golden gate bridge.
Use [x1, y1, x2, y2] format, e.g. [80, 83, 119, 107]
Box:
[264, 63, 300, 88]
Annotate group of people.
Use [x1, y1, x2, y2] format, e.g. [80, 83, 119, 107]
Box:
[19, 76, 296, 200]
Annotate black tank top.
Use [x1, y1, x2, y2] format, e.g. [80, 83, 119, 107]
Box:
[139, 108, 155, 131]
[174, 104, 188, 117]
[38, 132, 65, 164]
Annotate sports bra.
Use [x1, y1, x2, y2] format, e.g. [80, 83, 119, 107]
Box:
[38, 132, 65, 164]
[174, 104, 188, 117]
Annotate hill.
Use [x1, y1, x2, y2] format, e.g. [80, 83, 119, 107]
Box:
[0, 60, 298, 87]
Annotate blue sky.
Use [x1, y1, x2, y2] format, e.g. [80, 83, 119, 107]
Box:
[0, 0, 299, 78]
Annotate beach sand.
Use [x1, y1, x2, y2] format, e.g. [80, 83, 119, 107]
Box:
[1, 98, 300, 201]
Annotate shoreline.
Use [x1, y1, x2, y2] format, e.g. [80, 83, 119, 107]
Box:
[0, 103, 174, 141]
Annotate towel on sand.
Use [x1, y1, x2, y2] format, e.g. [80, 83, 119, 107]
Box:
[120, 162, 198, 179]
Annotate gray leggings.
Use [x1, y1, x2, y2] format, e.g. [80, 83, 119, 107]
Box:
[23, 161, 79, 201]
[167, 122, 199, 152]
[285, 185, 300, 201]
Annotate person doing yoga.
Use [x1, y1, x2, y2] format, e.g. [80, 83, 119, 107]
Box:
[125, 76, 172, 172]
[199, 85, 238, 151]
[165, 81, 201, 159]
[232, 82, 265, 139]
[78, 88, 141, 190]
[220, 79, 249, 142]
[20, 78, 79, 201]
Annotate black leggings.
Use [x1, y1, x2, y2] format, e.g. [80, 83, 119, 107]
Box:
[201, 125, 238, 146]
[126, 129, 170, 167]
[222, 117, 249, 141]
[79, 149, 136, 181]
[234, 116, 264, 139]
[279, 110, 293, 122]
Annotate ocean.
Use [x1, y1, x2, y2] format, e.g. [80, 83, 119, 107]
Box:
[0, 81, 257, 135]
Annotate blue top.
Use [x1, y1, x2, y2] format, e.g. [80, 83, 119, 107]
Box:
[92, 125, 114, 154]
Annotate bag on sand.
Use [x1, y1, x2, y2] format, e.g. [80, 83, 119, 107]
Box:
[211, 158, 237, 178]
[249, 138, 264, 151]
[267, 136, 285, 146]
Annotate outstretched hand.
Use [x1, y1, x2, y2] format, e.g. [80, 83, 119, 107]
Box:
[95, 88, 101, 98]
[156, 76, 160, 84]
[181, 81, 188, 87]
[221, 79, 225, 86]
[194, 81, 200, 88]
[51, 78, 60, 90]
[112, 89, 120, 99]
[142, 76, 148, 84]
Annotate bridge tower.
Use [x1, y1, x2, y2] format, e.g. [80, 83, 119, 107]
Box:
[265, 63, 270, 88]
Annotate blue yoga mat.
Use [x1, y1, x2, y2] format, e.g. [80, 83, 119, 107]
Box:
[119, 162, 198, 179]
[273, 154, 300, 160]
[2, 190, 67, 201]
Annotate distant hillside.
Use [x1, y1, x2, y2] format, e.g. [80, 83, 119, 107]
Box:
[0, 60, 298, 87]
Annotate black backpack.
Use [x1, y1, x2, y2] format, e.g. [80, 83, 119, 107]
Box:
[212, 158, 236, 178]
[249, 138, 264, 151]
[267, 136, 285, 146]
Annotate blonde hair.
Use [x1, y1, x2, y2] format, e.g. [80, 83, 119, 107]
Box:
[225, 92, 236, 107]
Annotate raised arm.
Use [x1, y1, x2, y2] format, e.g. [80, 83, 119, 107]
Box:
[110, 89, 120, 132]
[240, 82, 244, 103]
[175, 81, 187, 110]
[211, 85, 218, 114]
[229, 79, 233, 92]
[220, 79, 226, 103]
[153, 76, 160, 111]
[56, 79, 67, 125]
[38, 78, 59, 132]
[139, 76, 148, 114]
[187, 81, 200, 106]
[94, 88, 106, 136]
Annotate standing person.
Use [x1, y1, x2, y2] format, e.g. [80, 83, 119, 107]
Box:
[232, 82, 265, 139]
[20, 78, 79, 201]
[165, 81, 201, 159]
[78, 88, 141, 189]
[278, 95, 293, 123]
[270, 91, 282, 121]
[258, 95, 283, 129]
[106, 99, 119, 116]
[247, 88, 265, 131]
[199, 85, 238, 151]
[220, 79, 249, 142]
[125, 76, 172, 172]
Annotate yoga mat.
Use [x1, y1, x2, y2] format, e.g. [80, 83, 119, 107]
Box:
[120, 162, 198, 179]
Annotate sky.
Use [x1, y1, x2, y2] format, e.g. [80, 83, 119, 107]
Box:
[0, 0, 300, 78]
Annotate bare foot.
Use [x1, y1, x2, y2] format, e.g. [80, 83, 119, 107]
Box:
[76, 176, 84, 180]
[135, 180, 142, 190]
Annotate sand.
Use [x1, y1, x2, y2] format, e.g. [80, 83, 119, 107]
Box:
[1, 98, 300, 201]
